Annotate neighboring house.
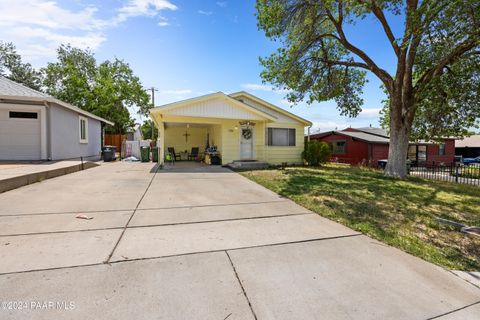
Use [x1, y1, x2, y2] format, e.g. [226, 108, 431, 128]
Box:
[455, 135, 480, 158]
[310, 127, 455, 166]
[0, 76, 113, 161]
[126, 124, 143, 141]
[149, 91, 312, 165]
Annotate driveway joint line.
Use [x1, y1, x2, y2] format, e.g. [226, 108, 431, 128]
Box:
[0, 234, 362, 277]
[426, 300, 480, 319]
[127, 212, 315, 229]
[0, 209, 136, 217]
[0, 200, 290, 217]
[104, 165, 159, 264]
[107, 233, 362, 264]
[0, 212, 314, 238]
[135, 199, 290, 211]
[0, 226, 125, 238]
[225, 251, 258, 320]
[448, 270, 480, 290]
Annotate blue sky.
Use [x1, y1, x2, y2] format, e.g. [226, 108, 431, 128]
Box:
[0, 0, 403, 132]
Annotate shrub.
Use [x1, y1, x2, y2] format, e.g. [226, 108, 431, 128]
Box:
[302, 140, 331, 166]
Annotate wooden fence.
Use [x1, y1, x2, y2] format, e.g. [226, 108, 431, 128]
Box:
[104, 134, 126, 155]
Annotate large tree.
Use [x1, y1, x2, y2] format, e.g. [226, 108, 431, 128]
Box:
[43, 45, 151, 133]
[256, 0, 480, 178]
[0, 41, 42, 90]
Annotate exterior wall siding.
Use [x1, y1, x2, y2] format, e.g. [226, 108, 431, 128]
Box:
[49, 104, 102, 160]
[164, 126, 208, 155]
[265, 123, 305, 165]
[312, 134, 369, 164]
[371, 144, 389, 163]
[426, 139, 455, 164]
[162, 97, 265, 121]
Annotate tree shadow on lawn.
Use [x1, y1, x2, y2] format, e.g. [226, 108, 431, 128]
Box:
[273, 166, 480, 270]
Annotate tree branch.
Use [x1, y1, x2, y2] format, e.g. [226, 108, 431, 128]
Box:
[415, 39, 478, 90]
[359, 0, 400, 56]
[323, 5, 393, 90]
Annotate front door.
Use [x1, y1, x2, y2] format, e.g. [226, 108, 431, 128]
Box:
[240, 127, 254, 160]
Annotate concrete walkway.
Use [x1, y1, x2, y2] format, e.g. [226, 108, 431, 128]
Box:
[0, 160, 98, 193]
[0, 162, 478, 319]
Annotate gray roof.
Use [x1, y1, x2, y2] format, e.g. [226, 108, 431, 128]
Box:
[0, 76, 50, 98]
[310, 130, 390, 143]
[456, 135, 480, 148]
[0, 76, 113, 125]
[337, 130, 390, 143]
[353, 127, 389, 137]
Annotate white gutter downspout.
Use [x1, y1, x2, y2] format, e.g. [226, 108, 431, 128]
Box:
[307, 125, 312, 142]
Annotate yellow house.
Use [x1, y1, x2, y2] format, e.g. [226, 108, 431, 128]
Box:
[150, 91, 312, 166]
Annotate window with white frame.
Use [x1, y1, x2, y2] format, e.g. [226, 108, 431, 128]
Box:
[79, 116, 88, 143]
[267, 128, 296, 146]
[332, 140, 346, 154]
[439, 143, 446, 155]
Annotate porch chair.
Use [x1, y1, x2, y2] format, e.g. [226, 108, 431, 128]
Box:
[167, 147, 181, 161]
[164, 150, 175, 164]
[188, 147, 199, 161]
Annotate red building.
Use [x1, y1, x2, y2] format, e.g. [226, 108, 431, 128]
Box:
[310, 127, 455, 166]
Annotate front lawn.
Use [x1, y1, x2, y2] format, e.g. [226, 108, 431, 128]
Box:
[241, 165, 480, 271]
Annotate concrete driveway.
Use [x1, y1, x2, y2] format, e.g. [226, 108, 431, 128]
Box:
[0, 162, 478, 319]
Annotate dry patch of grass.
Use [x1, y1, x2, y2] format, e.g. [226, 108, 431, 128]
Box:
[241, 165, 480, 271]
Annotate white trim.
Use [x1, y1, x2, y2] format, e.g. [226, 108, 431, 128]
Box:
[79, 116, 88, 144]
[0, 95, 114, 125]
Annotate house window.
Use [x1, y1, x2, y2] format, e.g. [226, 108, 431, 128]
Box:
[332, 140, 346, 154]
[439, 143, 446, 156]
[79, 116, 88, 143]
[9, 111, 38, 119]
[267, 128, 296, 146]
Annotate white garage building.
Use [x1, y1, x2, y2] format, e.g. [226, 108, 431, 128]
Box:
[0, 76, 113, 161]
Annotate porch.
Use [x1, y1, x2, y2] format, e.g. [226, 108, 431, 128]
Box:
[156, 119, 267, 166]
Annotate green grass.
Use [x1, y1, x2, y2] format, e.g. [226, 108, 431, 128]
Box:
[241, 165, 480, 271]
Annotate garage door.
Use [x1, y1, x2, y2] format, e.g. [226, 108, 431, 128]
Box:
[0, 109, 41, 160]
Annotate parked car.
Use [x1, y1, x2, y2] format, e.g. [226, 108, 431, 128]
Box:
[462, 156, 480, 165]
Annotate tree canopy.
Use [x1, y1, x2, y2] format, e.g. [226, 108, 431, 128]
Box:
[0, 41, 42, 91]
[256, 0, 480, 177]
[43, 45, 151, 133]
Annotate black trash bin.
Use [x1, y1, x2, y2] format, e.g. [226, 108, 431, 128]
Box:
[210, 155, 221, 165]
[378, 159, 388, 169]
[102, 145, 117, 162]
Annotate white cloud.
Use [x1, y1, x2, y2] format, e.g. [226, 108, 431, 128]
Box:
[161, 89, 193, 94]
[358, 108, 382, 118]
[0, 0, 178, 61]
[198, 10, 213, 16]
[310, 120, 349, 133]
[216, 1, 227, 8]
[241, 83, 291, 94]
[116, 0, 178, 24]
[158, 21, 169, 26]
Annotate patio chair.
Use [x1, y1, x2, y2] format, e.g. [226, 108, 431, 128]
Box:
[165, 150, 175, 164]
[188, 147, 199, 161]
[167, 147, 181, 161]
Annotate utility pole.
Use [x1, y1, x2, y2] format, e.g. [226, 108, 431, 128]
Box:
[145, 87, 158, 139]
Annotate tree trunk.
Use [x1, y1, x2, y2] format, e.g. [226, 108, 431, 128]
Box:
[385, 98, 412, 178]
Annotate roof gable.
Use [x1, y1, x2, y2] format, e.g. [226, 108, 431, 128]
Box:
[229, 91, 312, 125]
[151, 92, 276, 121]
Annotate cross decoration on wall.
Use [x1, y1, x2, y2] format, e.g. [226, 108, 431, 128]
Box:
[183, 130, 191, 142]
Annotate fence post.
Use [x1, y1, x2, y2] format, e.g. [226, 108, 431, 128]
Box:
[455, 164, 459, 183]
